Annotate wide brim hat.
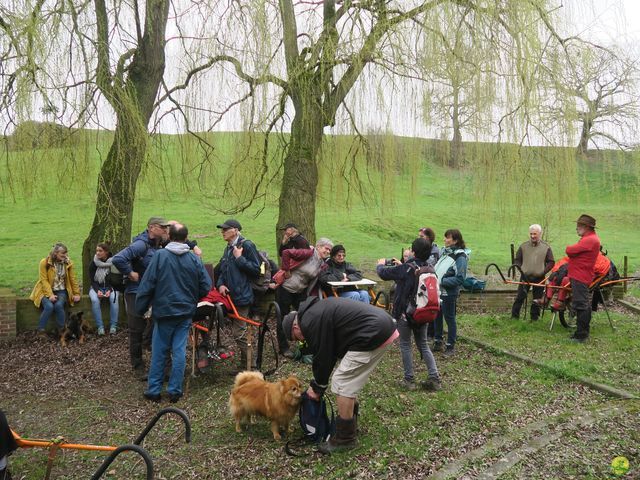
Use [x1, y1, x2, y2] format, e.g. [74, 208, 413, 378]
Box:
[576, 214, 596, 229]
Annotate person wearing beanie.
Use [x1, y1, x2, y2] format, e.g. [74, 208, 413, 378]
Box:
[377, 237, 441, 392]
[319, 245, 370, 303]
[565, 214, 600, 343]
[281, 296, 398, 454]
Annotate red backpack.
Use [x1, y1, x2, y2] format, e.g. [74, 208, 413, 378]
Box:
[406, 263, 441, 324]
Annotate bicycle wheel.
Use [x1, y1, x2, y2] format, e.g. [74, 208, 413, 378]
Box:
[558, 306, 577, 329]
[255, 301, 280, 376]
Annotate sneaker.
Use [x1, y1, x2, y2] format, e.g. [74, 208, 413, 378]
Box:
[532, 298, 548, 307]
[143, 392, 161, 403]
[109, 326, 117, 335]
[420, 377, 442, 392]
[97, 327, 105, 336]
[569, 336, 587, 344]
[399, 378, 417, 391]
[432, 341, 444, 352]
[443, 346, 455, 357]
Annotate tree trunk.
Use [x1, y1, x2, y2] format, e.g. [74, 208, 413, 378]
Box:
[275, 98, 324, 250]
[449, 88, 463, 169]
[82, 0, 170, 288]
[577, 117, 592, 155]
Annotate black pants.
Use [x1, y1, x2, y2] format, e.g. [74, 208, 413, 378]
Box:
[275, 287, 307, 351]
[511, 277, 544, 320]
[125, 292, 149, 369]
[571, 279, 591, 339]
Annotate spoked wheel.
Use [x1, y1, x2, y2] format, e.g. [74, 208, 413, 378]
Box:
[558, 305, 577, 329]
[255, 301, 281, 377]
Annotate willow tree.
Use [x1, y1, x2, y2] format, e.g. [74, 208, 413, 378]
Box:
[200, 0, 574, 244]
[421, 5, 496, 169]
[543, 42, 639, 155]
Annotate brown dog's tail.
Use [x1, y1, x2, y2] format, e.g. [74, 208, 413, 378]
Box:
[233, 370, 264, 388]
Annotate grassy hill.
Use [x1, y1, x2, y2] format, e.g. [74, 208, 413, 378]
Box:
[0, 130, 638, 294]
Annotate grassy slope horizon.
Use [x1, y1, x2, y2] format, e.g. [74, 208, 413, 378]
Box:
[0, 131, 639, 295]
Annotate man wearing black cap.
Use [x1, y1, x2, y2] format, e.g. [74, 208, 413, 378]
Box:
[216, 219, 261, 368]
[565, 214, 600, 342]
[113, 216, 170, 379]
[282, 296, 398, 454]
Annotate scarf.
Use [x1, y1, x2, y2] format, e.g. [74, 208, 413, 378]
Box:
[93, 255, 113, 284]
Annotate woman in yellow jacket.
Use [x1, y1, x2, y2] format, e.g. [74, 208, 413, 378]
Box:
[30, 243, 81, 332]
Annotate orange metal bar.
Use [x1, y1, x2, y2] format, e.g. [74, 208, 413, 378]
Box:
[226, 296, 261, 327]
[12, 430, 117, 452]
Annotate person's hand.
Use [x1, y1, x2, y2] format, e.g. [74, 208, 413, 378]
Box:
[128, 271, 140, 282]
[72, 295, 81, 303]
[49, 294, 57, 302]
[306, 386, 320, 401]
[281, 233, 290, 244]
[377, 258, 386, 266]
[268, 282, 277, 290]
[219, 285, 229, 296]
[193, 246, 203, 257]
[233, 245, 243, 258]
[392, 258, 401, 265]
[342, 273, 348, 281]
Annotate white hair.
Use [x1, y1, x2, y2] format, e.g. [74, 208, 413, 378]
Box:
[529, 224, 542, 233]
[316, 237, 334, 248]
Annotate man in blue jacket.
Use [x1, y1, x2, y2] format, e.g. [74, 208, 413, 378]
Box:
[135, 223, 211, 402]
[113, 216, 169, 379]
[216, 219, 261, 370]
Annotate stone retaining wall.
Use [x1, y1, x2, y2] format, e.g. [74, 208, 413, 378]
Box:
[0, 283, 627, 340]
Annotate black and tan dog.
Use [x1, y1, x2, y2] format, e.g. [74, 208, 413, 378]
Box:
[60, 311, 90, 347]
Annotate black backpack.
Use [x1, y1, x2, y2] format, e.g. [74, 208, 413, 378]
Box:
[238, 240, 273, 293]
[285, 392, 336, 456]
[106, 265, 126, 292]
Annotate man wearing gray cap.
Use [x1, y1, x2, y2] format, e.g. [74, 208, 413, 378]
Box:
[113, 216, 170, 379]
[282, 296, 398, 454]
[216, 218, 261, 370]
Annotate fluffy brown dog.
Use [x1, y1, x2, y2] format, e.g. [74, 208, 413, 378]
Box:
[229, 371, 303, 440]
[60, 311, 90, 347]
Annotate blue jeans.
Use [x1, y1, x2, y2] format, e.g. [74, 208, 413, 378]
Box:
[88, 288, 120, 330]
[434, 295, 457, 347]
[38, 290, 68, 330]
[340, 290, 371, 303]
[397, 316, 439, 381]
[146, 318, 191, 396]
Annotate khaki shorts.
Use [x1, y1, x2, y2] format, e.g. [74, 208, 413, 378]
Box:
[331, 343, 392, 398]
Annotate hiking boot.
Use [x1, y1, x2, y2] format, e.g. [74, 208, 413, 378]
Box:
[420, 377, 442, 392]
[443, 346, 455, 357]
[168, 393, 183, 403]
[143, 392, 161, 403]
[399, 378, 417, 391]
[318, 416, 357, 455]
[432, 341, 444, 352]
[281, 348, 295, 359]
[133, 365, 148, 381]
[569, 335, 587, 344]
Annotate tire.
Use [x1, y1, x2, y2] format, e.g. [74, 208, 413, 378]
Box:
[558, 306, 577, 329]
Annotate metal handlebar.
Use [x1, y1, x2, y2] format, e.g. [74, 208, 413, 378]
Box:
[91, 444, 153, 480]
[133, 407, 191, 446]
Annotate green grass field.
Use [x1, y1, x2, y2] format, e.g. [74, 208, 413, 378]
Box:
[0, 132, 639, 294]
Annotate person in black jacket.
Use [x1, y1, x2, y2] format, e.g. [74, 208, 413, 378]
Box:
[0, 409, 17, 480]
[377, 237, 441, 391]
[319, 245, 370, 303]
[282, 296, 398, 454]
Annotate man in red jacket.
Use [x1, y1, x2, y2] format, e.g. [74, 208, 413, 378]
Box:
[565, 214, 600, 342]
